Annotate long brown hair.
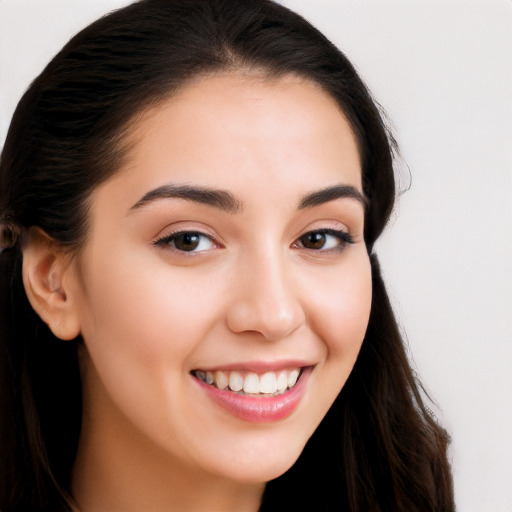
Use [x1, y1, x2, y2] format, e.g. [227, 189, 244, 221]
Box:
[0, 1, 454, 510]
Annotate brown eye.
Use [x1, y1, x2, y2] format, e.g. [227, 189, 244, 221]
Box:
[155, 231, 215, 252]
[300, 232, 327, 249]
[174, 233, 201, 251]
[295, 229, 354, 251]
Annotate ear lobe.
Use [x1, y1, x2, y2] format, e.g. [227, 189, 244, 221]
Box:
[22, 227, 81, 341]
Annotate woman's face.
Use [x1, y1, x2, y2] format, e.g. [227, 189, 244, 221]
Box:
[69, 74, 372, 487]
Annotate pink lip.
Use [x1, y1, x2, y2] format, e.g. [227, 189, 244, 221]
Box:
[194, 367, 311, 423]
[196, 359, 312, 373]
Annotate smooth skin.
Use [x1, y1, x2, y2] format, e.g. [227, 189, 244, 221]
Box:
[23, 73, 372, 511]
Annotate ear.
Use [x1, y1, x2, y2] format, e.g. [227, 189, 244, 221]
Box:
[22, 227, 81, 340]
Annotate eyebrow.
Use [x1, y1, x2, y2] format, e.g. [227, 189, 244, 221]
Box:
[129, 184, 242, 213]
[298, 185, 368, 209]
[129, 182, 367, 214]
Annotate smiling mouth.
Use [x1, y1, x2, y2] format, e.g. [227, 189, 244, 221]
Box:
[191, 368, 302, 396]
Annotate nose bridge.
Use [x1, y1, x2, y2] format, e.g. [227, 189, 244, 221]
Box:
[226, 244, 305, 341]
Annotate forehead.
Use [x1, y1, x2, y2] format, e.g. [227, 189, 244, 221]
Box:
[95, 72, 362, 212]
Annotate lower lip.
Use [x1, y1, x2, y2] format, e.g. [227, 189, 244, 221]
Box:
[194, 369, 310, 423]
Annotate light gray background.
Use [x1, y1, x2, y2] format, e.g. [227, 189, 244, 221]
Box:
[1, 1, 511, 510]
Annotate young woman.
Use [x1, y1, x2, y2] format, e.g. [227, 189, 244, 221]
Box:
[0, 0, 454, 510]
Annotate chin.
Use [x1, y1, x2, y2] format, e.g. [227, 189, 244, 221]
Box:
[204, 439, 306, 485]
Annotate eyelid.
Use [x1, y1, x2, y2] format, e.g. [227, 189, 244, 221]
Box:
[152, 219, 221, 243]
[294, 218, 352, 240]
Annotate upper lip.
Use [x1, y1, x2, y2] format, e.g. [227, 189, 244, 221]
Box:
[191, 360, 315, 374]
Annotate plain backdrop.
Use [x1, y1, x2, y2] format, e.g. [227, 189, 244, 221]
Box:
[1, 1, 511, 510]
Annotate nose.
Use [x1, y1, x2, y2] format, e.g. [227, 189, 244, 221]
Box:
[225, 251, 306, 341]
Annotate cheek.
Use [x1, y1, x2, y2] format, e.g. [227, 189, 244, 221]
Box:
[308, 254, 372, 358]
[289, 252, 372, 438]
[77, 256, 215, 359]
[302, 251, 372, 420]
[72, 253, 228, 443]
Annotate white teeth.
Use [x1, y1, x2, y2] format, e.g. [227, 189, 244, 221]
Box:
[228, 371, 244, 392]
[195, 367, 303, 395]
[288, 369, 300, 388]
[259, 372, 277, 394]
[276, 371, 288, 392]
[215, 370, 228, 390]
[243, 373, 260, 394]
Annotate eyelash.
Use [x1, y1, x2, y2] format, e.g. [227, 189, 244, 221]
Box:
[154, 231, 217, 253]
[153, 228, 354, 254]
[293, 228, 354, 252]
